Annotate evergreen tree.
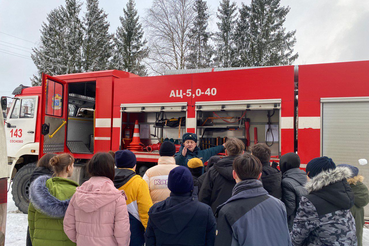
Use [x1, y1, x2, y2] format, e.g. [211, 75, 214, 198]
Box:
[214, 0, 237, 68]
[83, 0, 113, 72]
[31, 0, 83, 85]
[186, 0, 213, 69]
[111, 0, 148, 76]
[31, 8, 65, 86]
[234, 0, 298, 67]
[233, 3, 250, 67]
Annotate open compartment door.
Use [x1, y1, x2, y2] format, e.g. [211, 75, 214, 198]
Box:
[39, 74, 68, 156]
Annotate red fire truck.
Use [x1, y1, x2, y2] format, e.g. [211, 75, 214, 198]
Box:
[2, 60, 369, 214]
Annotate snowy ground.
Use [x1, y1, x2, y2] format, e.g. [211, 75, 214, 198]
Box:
[4, 189, 369, 245]
[5, 188, 28, 246]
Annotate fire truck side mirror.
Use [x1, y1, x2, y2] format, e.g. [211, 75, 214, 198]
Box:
[41, 123, 50, 136]
[1, 97, 6, 111]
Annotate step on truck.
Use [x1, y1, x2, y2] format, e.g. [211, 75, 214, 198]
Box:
[2, 61, 369, 217]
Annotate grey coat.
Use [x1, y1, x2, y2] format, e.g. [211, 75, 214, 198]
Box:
[215, 179, 291, 246]
[281, 168, 308, 230]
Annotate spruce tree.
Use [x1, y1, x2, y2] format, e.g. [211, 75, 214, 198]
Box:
[31, 0, 84, 85]
[31, 8, 65, 86]
[187, 0, 213, 69]
[83, 0, 113, 72]
[214, 0, 237, 68]
[111, 0, 148, 76]
[235, 0, 298, 67]
[233, 3, 250, 67]
[62, 0, 84, 73]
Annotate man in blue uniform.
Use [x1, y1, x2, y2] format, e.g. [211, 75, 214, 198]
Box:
[175, 133, 224, 167]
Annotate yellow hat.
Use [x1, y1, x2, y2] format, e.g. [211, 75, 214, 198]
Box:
[187, 158, 204, 169]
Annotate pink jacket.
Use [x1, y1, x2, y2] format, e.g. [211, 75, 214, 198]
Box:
[63, 176, 130, 246]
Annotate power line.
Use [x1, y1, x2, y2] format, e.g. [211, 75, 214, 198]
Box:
[0, 31, 36, 44]
[0, 40, 33, 51]
[0, 43, 32, 53]
[0, 48, 30, 58]
[0, 49, 32, 61]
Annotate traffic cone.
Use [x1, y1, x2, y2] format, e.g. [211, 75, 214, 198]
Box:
[127, 120, 144, 151]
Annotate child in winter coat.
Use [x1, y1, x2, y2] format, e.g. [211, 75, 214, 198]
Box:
[199, 137, 245, 214]
[64, 152, 131, 246]
[26, 153, 56, 246]
[28, 153, 78, 246]
[338, 164, 369, 246]
[143, 141, 178, 204]
[114, 150, 153, 246]
[251, 143, 282, 199]
[145, 166, 216, 246]
[280, 153, 307, 231]
[187, 158, 204, 188]
[291, 157, 357, 245]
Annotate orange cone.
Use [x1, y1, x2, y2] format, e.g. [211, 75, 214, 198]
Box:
[127, 120, 144, 151]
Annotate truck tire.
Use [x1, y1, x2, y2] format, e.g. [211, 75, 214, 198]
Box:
[12, 163, 36, 214]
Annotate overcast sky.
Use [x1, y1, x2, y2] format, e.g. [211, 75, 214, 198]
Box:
[0, 0, 369, 97]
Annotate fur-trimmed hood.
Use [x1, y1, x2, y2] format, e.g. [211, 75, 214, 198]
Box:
[305, 167, 354, 210]
[305, 167, 352, 193]
[29, 175, 73, 218]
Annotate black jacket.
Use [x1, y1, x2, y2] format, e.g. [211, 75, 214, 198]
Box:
[190, 167, 203, 188]
[215, 179, 291, 246]
[30, 167, 53, 183]
[291, 167, 357, 245]
[145, 192, 216, 246]
[281, 168, 308, 230]
[199, 155, 237, 214]
[197, 173, 206, 190]
[261, 161, 282, 199]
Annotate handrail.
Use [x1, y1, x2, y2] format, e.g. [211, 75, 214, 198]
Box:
[49, 120, 66, 139]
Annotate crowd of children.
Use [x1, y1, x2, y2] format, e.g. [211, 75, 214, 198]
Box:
[26, 133, 368, 246]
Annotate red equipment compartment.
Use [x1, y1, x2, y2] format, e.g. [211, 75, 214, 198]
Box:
[298, 60, 369, 167]
[113, 66, 295, 161]
[192, 66, 295, 155]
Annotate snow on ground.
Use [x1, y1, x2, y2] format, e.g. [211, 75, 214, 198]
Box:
[4, 188, 369, 245]
[5, 188, 28, 246]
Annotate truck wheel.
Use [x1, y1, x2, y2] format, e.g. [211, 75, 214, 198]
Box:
[12, 163, 36, 214]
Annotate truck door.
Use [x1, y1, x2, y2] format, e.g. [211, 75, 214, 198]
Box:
[5, 96, 38, 157]
[40, 74, 68, 156]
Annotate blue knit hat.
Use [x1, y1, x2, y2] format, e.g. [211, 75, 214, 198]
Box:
[337, 164, 358, 178]
[168, 166, 193, 194]
[306, 156, 336, 178]
[182, 133, 197, 143]
[115, 150, 136, 168]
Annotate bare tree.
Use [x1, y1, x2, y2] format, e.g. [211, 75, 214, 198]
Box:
[145, 0, 195, 74]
